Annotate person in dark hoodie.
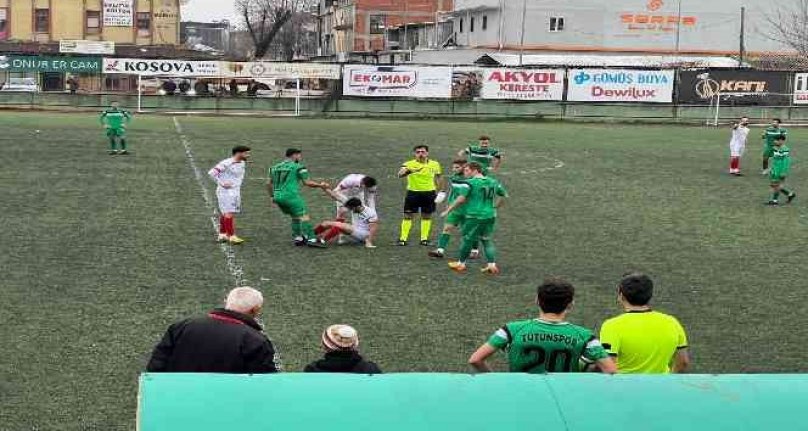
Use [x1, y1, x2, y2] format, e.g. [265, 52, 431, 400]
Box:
[304, 324, 381, 374]
[146, 287, 280, 373]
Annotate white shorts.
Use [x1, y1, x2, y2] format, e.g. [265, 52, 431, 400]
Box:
[216, 188, 241, 214]
[350, 226, 370, 242]
[730, 142, 745, 157]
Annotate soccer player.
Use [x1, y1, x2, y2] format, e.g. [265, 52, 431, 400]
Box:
[208, 146, 251, 245]
[599, 273, 690, 374]
[316, 191, 379, 248]
[767, 135, 797, 206]
[468, 277, 617, 374]
[728, 117, 750, 176]
[398, 145, 444, 246]
[100, 101, 133, 155]
[267, 148, 329, 247]
[762, 118, 787, 175]
[458, 135, 502, 175]
[442, 162, 506, 275]
[429, 159, 479, 259]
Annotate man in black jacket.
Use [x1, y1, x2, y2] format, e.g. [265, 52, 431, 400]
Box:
[304, 324, 381, 374]
[146, 287, 280, 373]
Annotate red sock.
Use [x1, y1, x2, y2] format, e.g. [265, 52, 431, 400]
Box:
[730, 157, 739, 171]
[225, 217, 235, 236]
[219, 216, 227, 234]
[324, 227, 342, 241]
[734, 157, 741, 171]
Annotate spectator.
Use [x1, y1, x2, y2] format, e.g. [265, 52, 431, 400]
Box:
[66, 75, 79, 94]
[146, 287, 280, 373]
[162, 79, 177, 96]
[229, 79, 239, 97]
[304, 324, 382, 374]
[469, 277, 617, 374]
[194, 80, 209, 96]
[178, 79, 191, 95]
[247, 80, 258, 97]
[599, 273, 690, 374]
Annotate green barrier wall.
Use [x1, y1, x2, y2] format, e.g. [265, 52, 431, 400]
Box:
[3, 93, 808, 122]
[138, 373, 808, 431]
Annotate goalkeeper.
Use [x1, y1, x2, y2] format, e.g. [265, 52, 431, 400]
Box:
[100, 101, 133, 155]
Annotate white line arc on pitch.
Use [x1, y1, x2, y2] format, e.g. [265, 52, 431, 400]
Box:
[173, 117, 246, 287]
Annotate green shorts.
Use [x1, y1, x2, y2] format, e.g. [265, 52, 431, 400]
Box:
[763, 144, 774, 158]
[106, 128, 126, 137]
[274, 196, 308, 217]
[769, 173, 787, 184]
[445, 211, 467, 227]
[461, 217, 496, 241]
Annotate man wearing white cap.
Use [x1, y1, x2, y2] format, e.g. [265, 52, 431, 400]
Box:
[303, 324, 382, 374]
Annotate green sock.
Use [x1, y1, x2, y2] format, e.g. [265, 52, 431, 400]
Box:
[301, 221, 315, 239]
[120, 139, 127, 150]
[291, 220, 302, 237]
[109, 137, 117, 151]
[781, 188, 792, 196]
[458, 235, 475, 262]
[481, 239, 497, 263]
[437, 233, 451, 249]
[771, 192, 780, 201]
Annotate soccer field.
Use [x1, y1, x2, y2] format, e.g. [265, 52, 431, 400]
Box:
[3, 112, 808, 430]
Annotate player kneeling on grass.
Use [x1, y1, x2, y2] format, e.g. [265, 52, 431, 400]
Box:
[468, 277, 617, 374]
[316, 190, 379, 248]
[429, 159, 479, 259]
[100, 101, 132, 155]
[442, 162, 506, 275]
[208, 145, 251, 245]
[767, 135, 796, 206]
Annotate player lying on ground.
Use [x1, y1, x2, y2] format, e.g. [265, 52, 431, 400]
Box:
[208, 146, 251, 245]
[458, 135, 502, 175]
[315, 189, 379, 248]
[767, 135, 796, 206]
[441, 162, 507, 275]
[267, 148, 330, 248]
[100, 101, 132, 155]
[429, 159, 479, 259]
[728, 117, 749, 176]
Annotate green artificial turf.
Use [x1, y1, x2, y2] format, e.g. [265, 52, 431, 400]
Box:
[2, 112, 808, 430]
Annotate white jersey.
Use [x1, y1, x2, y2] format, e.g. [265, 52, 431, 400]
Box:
[730, 126, 749, 147]
[208, 157, 246, 190]
[335, 174, 377, 210]
[729, 126, 749, 157]
[350, 206, 379, 240]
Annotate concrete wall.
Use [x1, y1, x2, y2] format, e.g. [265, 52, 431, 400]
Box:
[1, 92, 804, 124]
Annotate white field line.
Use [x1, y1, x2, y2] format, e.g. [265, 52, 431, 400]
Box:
[173, 116, 246, 287]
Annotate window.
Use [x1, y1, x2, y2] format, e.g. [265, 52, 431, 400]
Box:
[549, 16, 565, 32]
[35, 8, 49, 33]
[459, 18, 463, 33]
[482, 15, 487, 30]
[369, 14, 384, 34]
[0, 8, 8, 39]
[470, 17, 475, 32]
[137, 12, 151, 36]
[86, 11, 101, 35]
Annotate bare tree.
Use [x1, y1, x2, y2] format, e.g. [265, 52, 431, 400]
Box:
[764, 0, 808, 55]
[236, 0, 310, 59]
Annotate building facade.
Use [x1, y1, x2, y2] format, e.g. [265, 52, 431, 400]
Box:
[316, 0, 453, 61]
[450, 0, 789, 55]
[0, 0, 180, 45]
[181, 21, 230, 54]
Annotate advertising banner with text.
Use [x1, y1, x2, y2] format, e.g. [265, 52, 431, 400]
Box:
[0, 55, 101, 73]
[679, 70, 791, 106]
[222, 62, 341, 80]
[343, 65, 452, 98]
[103, 58, 220, 76]
[103, 0, 133, 27]
[567, 69, 674, 103]
[452, 68, 565, 101]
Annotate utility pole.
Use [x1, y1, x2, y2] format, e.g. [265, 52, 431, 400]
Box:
[519, 0, 527, 66]
[739, 6, 746, 66]
[674, 0, 682, 61]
